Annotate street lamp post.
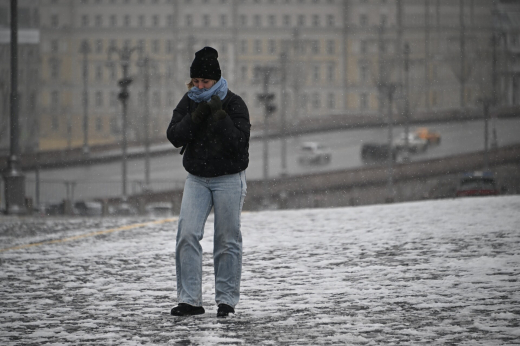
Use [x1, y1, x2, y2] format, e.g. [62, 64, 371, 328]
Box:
[79, 40, 91, 156]
[137, 56, 151, 190]
[108, 46, 140, 200]
[403, 43, 411, 161]
[379, 83, 397, 203]
[3, 0, 26, 215]
[255, 66, 277, 207]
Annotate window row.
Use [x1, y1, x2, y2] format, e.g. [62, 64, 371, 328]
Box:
[241, 91, 337, 110]
[48, 90, 175, 109]
[239, 39, 337, 55]
[77, 14, 173, 28]
[186, 13, 336, 28]
[47, 12, 338, 29]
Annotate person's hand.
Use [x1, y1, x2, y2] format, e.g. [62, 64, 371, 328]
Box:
[213, 110, 227, 121]
[191, 101, 211, 124]
[207, 95, 222, 114]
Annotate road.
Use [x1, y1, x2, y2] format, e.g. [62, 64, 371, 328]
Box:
[21, 117, 520, 205]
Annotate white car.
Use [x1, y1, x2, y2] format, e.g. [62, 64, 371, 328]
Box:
[298, 142, 332, 165]
[393, 133, 428, 153]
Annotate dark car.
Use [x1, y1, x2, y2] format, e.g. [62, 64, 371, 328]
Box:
[361, 143, 397, 162]
[456, 171, 500, 197]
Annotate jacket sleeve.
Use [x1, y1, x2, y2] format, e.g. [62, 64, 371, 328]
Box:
[208, 96, 251, 155]
[166, 93, 200, 148]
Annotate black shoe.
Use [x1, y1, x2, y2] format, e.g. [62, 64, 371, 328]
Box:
[217, 304, 235, 317]
[171, 303, 205, 316]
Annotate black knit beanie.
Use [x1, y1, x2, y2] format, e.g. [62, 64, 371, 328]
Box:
[190, 46, 221, 81]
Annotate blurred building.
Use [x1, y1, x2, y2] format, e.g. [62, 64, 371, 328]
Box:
[0, 0, 40, 154]
[495, 0, 520, 106]
[1, 0, 503, 151]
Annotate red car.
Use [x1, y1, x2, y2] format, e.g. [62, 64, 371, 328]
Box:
[456, 171, 500, 197]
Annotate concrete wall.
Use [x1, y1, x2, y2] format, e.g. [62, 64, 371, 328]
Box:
[126, 144, 520, 214]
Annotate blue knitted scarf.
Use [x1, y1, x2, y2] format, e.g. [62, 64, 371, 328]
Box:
[187, 77, 228, 103]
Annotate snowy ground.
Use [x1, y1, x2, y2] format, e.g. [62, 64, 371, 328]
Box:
[1, 196, 519, 345]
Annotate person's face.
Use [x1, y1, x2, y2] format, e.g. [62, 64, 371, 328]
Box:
[192, 78, 216, 90]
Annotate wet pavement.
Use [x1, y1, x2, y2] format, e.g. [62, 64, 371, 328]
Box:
[1, 196, 519, 345]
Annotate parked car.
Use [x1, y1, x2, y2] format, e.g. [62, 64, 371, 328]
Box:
[298, 142, 331, 165]
[361, 142, 397, 162]
[74, 200, 103, 216]
[393, 133, 428, 153]
[414, 127, 441, 145]
[456, 171, 500, 197]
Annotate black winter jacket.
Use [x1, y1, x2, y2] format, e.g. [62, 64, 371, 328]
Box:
[166, 90, 250, 177]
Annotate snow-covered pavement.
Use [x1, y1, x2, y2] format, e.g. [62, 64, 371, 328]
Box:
[1, 196, 519, 345]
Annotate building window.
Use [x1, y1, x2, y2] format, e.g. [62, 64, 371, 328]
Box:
[186, 14, 192, 27]
[380, 14, 387, 27]
[360, 93, 368, 110]
[312, 40, 320, 54]
[360, 40, 367, 54]
[139, 15, 145, 27]
[203, 14, 210, 26]
[50, 39, 59, 52]
[327, 40, 335, 54]
[268, 15, 275, 27]
[298, 15, 305, 26]
[110, 91, 117, 107]
[51, 91, 59, 110]
[268, 39, 276, 54]
[96, 117, 102, 132]
[328, 93, 335, 109]
[283, 14, 290, 27]
[240, 14, 247, 26]
[96, 64, 103, 80]
[153, 15, 159, 26]
[327, 14, 334, 27]
[124, 15, 131, 27]
[220, 14, 227, 27]
[96, 91, 103, 107]
[82, 15, 89, 27]
[312, 92, 320, 109]
[312, 15, 319, 27]
[241, 65, 247, 80]
[50, 60, 59, 79]
[360, 14, 368, 27]
[313, 65, 320, 82]
[95, 15, 102, 27]
[138, 39, 145, 52]
[152, 40, 160, 53]
[240, 40, 248, 54]
[96, 39, 103, 53]
[110, 15, 117, 27]
[52, 114, 59, 131]
[51, 14, 59, 28]
[327, 63, 335, 81]
[255, 39, 262, 53]
[166, 40, 173, 53]
[359, 64, 368, 82]
[254, 14, 261, 27]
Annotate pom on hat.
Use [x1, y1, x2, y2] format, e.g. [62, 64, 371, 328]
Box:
[190, 46, 221, 81]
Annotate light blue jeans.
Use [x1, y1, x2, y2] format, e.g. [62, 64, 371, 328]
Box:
[176, 171, 247, 308]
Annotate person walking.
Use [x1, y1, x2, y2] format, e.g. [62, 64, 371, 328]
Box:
[166, 47, 250, 317]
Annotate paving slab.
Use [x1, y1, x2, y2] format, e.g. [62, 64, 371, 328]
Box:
[1, 196, 519, 345]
